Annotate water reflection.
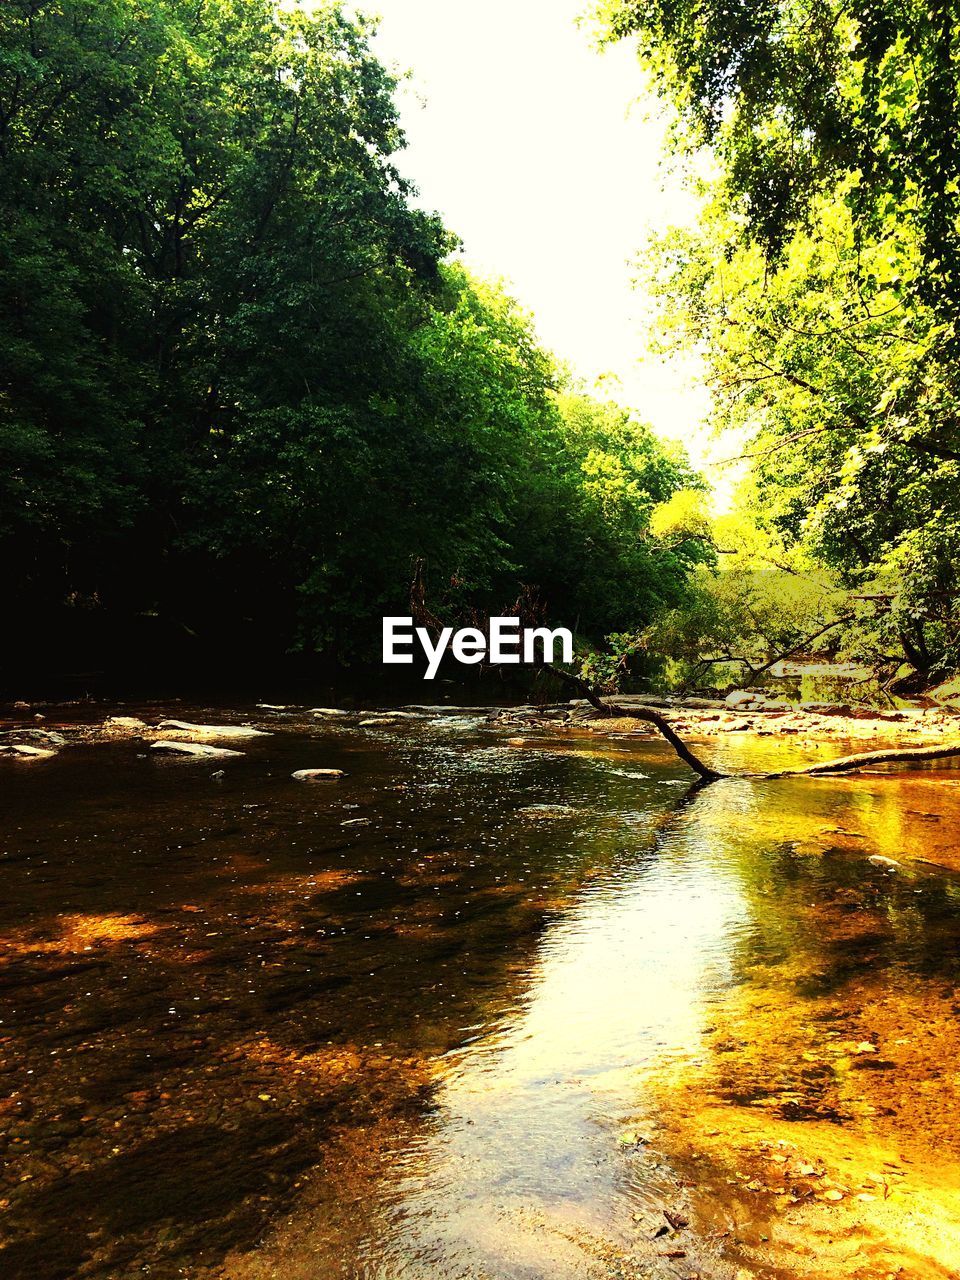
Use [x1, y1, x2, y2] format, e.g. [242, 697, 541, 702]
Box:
[353, 817, 749, 1279]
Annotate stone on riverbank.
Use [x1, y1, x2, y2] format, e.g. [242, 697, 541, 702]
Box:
[726, 690, 764, 709]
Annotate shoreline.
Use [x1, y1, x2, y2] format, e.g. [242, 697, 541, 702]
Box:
[2, 692, 960, 762]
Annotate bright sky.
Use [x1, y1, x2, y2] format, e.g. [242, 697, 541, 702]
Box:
[368, 0, 717, 476]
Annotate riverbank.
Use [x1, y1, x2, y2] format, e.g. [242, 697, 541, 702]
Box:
[3, 690, 959, 761]
[494, 691, 960, 744]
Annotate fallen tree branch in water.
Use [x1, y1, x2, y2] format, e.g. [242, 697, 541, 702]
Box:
[606, 704, 726, 782]
[554, 668, 960, 783]
[759, 741, 960, 778]
[552, 668, 723, 782]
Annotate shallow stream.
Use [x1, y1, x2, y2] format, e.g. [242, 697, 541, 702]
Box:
[2, 706, 960, 1279]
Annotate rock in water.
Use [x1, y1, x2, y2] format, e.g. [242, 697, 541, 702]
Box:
[518, 804, 577, 820]
[156, 720, 268, 739]
[0, 743, 56, 759]
[150, 741, 244, 759]
[7, 728, 69, 745]
[725, 690, 763, 709]
[292, 768, 347, 781]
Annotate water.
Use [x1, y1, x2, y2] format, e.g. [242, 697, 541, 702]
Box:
[2, 706, 960, 1279]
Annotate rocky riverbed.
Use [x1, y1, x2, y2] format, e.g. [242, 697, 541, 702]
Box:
[3, 689, 958, 765]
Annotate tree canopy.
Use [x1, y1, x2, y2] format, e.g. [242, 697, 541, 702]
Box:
[0, 0, 707, 679]
[600, 0, 960, 684]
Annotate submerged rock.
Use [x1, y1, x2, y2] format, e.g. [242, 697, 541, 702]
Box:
[868, 854, 901, 870]
[150, 741, 244, 759]
[0, 743, 56, 759]
[518, 804, 577, 820]
[156, 719, 267, 739]
[292, 768, 347, 781]
[7, 728, 69, 746]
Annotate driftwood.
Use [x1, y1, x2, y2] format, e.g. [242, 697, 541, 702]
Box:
[592, 701, 724, 781]
[552, 668, 723, 779]
[760, 741, 960, 779]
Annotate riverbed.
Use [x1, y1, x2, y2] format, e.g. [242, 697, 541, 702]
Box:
[2, 704, 960, 1279]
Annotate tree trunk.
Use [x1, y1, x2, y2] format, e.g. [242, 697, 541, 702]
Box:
[553, 668, 722, 781]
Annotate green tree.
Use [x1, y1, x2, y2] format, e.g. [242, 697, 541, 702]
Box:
[598, 0, 960, 317]
[601, 0, 960, 679]
[0, 0, 710, 676]
[0, 0, 446, 654]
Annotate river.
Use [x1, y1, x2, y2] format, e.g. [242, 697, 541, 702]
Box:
[2, 704, 959, 1279]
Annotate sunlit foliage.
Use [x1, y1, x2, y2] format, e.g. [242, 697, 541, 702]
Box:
[600, 0, 960, 680]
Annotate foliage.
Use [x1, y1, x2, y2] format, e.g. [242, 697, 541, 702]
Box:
[0, 0, 707, 670]
[639, 509, 850, 690]
[598, 0, 960, 318]
[649, 191, 959, 675]
[521, 392, 713, 638]
[600, 0, 960, 679]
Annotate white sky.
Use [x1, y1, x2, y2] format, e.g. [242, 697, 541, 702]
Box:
[367, 0, 718, 479]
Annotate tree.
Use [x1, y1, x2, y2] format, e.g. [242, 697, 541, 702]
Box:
[0, 1, 711, 675]
[648, 191, 959, 676]
[0, 0, 447, 654]
[598, 0, 960, 319]
[599, 0, 960, 679]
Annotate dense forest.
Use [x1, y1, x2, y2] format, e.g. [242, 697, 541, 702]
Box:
[1, 0, 957, 694]
[0, 0, 708, 685]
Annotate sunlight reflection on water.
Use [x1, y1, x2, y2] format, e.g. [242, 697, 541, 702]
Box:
[354, 784, 751, 1278]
